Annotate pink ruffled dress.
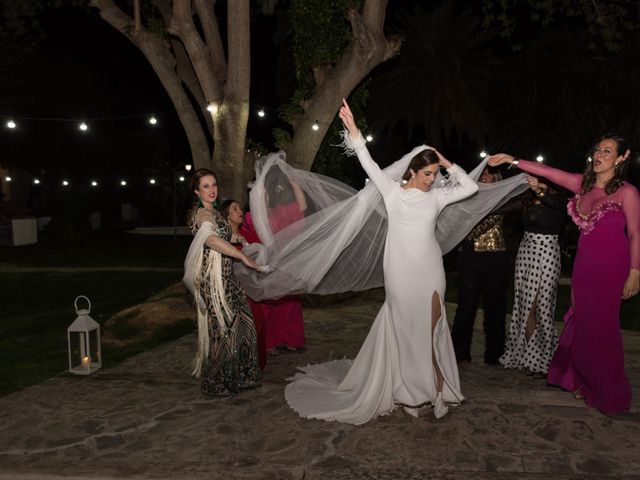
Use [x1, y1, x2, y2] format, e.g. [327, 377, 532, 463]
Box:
[517, 160, 640, 414]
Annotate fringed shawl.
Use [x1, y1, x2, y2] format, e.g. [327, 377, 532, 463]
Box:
[183, 220, 234, 377]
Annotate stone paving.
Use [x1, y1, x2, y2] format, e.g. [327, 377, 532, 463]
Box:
[0, 289, 639, 480]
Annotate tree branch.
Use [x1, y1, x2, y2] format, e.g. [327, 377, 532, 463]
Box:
[226, 0, 250, 101]
[193, 0, 228, 82]
[170, 0, 224, 103]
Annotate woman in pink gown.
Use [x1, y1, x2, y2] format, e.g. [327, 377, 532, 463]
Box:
[489, 134, 640, 414]
[240, 175, 307, 354]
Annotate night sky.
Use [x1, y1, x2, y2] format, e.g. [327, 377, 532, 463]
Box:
[1, 2, 638, 210]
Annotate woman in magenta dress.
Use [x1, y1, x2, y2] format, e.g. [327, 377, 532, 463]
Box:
[489, 134, 640, 414]
[241, 172, 307, 354]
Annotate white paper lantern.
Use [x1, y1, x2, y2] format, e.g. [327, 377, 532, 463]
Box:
[67, 296, 102, 375]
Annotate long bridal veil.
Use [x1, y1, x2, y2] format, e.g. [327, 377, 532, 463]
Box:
[234, 147, 528, 301]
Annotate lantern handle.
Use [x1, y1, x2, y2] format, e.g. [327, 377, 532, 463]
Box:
[74, 295, 91, 314]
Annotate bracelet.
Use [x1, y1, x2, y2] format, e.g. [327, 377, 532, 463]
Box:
[508, 158, 520, 170]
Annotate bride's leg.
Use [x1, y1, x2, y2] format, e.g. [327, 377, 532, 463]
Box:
[431, 291, 444, 392]
[431, 291, 449, 419]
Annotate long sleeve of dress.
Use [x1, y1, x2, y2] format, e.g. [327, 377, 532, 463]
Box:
[435, 164, 479, 209]
[539, 190, 568, 212]
[344, 132, 397, 196]
[621, 184, 640, 269]
[517, 160, 583, 194]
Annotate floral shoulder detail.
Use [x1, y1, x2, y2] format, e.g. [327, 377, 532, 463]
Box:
[567, 195, 622, 234]
[438, 164, 464, 192]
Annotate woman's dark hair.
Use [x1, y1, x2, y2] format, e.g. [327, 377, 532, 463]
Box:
[402, 149, 439, 181]
[581, 133, 630, 195]
[189, 168, 218, 194]
[264, 165, 293, 207]
[217, 198, 238, 220]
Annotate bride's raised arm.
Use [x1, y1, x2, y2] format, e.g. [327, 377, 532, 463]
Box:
[339, 99, 396, 196]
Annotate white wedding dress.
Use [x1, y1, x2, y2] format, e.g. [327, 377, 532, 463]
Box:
[284, 135, 479, 424]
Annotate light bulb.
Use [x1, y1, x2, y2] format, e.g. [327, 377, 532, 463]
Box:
[120, 180, 127, 186]
[7, 120, 16, 129]
[91, 180, 98, 187]
[62, 180, 69, 186]
[257, 109, 265, 117]
[149, 178, 156, 185]
[33, 178, 40, 185]
[206, 103, 218, 114]
[480, 151, 487, 158]
[536, 155, 544, 163]
[365, 134, 373, 142]
[149, 116, 157, 125]
[311, 121, 319, 131]
[79, 122, 88, 131]
[185, 164, 192, 172]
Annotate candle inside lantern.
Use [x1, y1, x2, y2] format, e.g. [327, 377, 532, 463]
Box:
[82, 356, 90, 368]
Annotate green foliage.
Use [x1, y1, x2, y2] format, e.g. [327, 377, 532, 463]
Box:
[311, 81, 369, 187]
[368, 3, 497, 147]
[490, 26, 640, 165]
[482, 0, 639, 51]
[289, 0, 355, 94]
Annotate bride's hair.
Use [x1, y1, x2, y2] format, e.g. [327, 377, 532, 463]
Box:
[402, 149, 439, 181]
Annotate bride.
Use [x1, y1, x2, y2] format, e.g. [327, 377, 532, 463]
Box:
[283, 100, 479, 423]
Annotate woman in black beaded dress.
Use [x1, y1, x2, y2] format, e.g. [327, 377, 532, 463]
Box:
[183, 169, 262, 396]
[500, 176, 567, 376]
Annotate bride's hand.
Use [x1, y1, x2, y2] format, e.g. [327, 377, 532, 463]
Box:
[425, 145, 453, 169]
[338, 98, 360, 139]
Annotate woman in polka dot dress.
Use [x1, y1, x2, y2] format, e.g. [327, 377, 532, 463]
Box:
[489, 134, 640, 414]
[500, 176, 566, 377]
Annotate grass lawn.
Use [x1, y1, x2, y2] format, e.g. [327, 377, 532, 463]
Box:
[0, 230, 192, 267]
[0, 231, 195, 397]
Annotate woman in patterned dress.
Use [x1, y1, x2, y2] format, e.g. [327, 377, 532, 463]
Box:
[489, 135, 640, 414]
[500, 176, 566, 377]
[183, 169, 262, 396]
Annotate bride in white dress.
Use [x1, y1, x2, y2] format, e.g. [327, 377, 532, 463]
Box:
[284, 100, 479, 424]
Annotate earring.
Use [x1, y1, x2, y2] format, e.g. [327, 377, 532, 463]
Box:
[411, 174, 415, 179]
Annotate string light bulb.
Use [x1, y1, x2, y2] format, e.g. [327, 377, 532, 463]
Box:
[257, 109, 265, 117]
[311, 121, 320, 131]
[120, 180, 127, 186]
[365, 134, 373, 142]
[5, 176, 12, 182]
[90, 180, 98, 187]
[79, 122, 88, 131]
[185, 164, 192, 172]
[480, 151, 487, 158]
[178, 176, 185, 182]
[6, 120, 16, 129]
[206, 103, 219, 114]
[62, 180, 69, 186]
[149, 178, 156, 185]
[33, 178, 40, 185]
[536, 155, 544, 163]
[149, 116, 158, 125]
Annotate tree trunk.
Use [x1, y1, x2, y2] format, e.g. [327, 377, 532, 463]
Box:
[285, 1, 400, 171]
[213, 100, 250, 203]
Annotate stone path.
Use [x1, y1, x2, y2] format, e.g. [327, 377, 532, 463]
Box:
[0, 290, 638, 479]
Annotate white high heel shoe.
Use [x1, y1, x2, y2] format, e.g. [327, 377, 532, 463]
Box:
[403, 406, 420, 418]
[433, 392, 449, 419]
